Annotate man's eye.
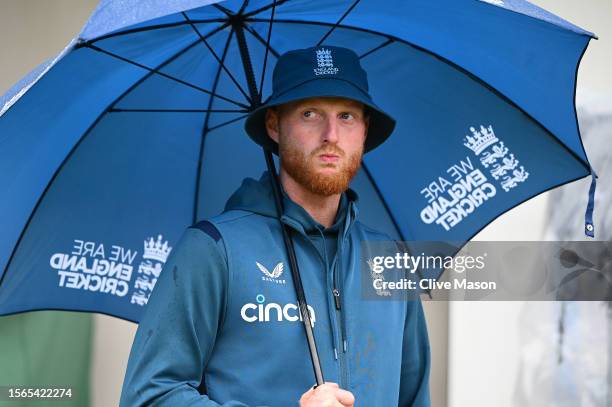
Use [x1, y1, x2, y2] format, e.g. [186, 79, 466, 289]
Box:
[340, 112, 354, 120]
[303, 110, 315, 118]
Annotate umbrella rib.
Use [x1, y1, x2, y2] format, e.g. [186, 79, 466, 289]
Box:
[316, 0, 362, 47]
[0, 22, 232, 286]
[213, 4, 234, 17]
[192, 26, 237, 224]
[206, 113, 250, 132]
[359, 38, 394, 59]
[238, 0, 250, 15]
[243, 0, 290, 19]
[361, 163, 406, 241]
[85, 43, 249, 109]
[78, 18, 228, 47]
[108, 21, 230, 109]
[109, 108, 248, 113]
[182, 12, 252, 104]
[242, 24, 280, 58]
[257, 0, 278, 101]
[247, 18, 390, 42]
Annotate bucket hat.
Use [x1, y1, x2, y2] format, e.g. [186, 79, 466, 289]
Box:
[244, 45, 396, 153]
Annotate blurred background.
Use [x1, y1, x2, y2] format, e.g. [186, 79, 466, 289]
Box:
[0, 1, 610, 406]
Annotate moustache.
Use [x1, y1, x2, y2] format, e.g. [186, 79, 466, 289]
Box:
[312, 145, 345, 157]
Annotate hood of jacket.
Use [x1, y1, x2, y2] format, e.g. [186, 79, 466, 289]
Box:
[223, 171, 357, 235]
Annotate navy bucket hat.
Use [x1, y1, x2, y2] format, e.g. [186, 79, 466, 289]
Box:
[244, 45, 396, 154]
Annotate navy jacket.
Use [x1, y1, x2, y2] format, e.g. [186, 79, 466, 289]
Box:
[120, 172, 431, 406]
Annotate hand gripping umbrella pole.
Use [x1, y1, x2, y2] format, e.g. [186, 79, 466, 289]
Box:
[233, 21, 325, 386]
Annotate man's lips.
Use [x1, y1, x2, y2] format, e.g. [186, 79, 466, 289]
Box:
[318, 153, 340, 163]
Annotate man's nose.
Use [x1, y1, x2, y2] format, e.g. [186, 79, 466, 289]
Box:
[322, 116, 339, 144]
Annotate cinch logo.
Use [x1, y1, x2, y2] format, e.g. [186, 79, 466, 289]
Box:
[256, 261, 286, 285]
[240, 294, 316, 327]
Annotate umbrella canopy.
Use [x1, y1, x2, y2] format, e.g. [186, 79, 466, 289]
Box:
[0, 0, 597, 323]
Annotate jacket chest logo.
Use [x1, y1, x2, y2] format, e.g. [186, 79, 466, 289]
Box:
[256, 261, 286, 285]
[240, 294, 316, 327]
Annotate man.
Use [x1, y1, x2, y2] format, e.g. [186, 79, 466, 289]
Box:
[120, 46, 431, 406]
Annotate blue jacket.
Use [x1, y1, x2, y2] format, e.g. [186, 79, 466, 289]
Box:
[120, 172, 431, 406]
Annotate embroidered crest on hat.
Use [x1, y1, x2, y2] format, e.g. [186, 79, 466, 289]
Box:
[313, 48, 339, 76]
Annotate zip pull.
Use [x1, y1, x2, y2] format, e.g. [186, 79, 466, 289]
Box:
[333, 288, 341, 310]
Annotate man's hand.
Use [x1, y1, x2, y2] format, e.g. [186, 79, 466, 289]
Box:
[299, 382, 355, 407]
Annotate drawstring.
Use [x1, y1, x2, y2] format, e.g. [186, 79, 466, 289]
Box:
[337, 245, 348, 354]
[318, 227, 341, 360]
[338, 204, 357, 354]
[327, 266, 341, 359]
[329, 288, 340, 361]
[584, 169, 597, 238]
[327, 201, 356, 358]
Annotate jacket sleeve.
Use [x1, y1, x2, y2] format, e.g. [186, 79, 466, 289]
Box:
[119, 226, 267, 407]
[398, 297, 432, 407]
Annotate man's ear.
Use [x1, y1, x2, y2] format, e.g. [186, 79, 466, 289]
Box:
[265, 108, 280, 143]
[363, 110, 370, 142]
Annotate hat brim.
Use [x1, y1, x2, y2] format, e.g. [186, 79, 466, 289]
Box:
[244, 78, 396, 154]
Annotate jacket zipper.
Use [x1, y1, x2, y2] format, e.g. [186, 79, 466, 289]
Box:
[281, 215, 349, 388]
[333, 289, 347, 389]
[333, 253, 348, 390]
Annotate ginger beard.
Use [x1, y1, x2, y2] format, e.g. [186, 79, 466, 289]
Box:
[278, 134, 364, 196]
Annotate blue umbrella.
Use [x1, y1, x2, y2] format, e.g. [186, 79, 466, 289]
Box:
[0, 0, 598, 375]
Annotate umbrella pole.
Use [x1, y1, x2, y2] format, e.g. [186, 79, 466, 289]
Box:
[263, 150, 325, 387]
[231, 18, 325, 386]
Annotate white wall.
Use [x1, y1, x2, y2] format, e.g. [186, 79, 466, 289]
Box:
[532, 0, 612, 95]
[0, 0, 98, 89]
[91, 316, 137, 407]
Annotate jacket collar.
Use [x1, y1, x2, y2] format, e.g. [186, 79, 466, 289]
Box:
[224, 170, 359, 239]
[281, 186, 359, 241]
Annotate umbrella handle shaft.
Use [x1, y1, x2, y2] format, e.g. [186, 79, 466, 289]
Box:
[264, 150, 325, 386]
[234, 18, 324, 385]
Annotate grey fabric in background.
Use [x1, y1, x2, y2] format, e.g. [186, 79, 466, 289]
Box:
[514, 95, 612, 407]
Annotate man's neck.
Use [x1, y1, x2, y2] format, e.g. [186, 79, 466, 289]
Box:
[279, 169, 341, 229]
